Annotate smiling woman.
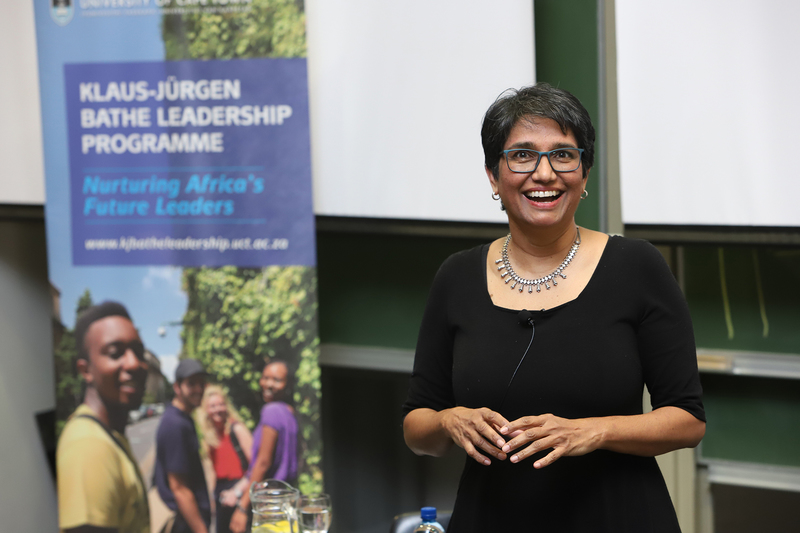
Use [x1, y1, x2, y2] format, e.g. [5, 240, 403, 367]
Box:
[488, 117, 588, 242]
[228, 358, 299, 533]
[402, 83, 706, 532]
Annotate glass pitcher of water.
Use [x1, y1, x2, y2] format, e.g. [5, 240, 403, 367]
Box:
[250, 479, 300, 533]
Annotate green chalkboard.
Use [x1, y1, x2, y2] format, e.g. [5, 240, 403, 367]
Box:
[700, 373, 800, 467]
[683, 245, 800, 355]
[682, 244, 800, 468]
[317, 232, 488, 350]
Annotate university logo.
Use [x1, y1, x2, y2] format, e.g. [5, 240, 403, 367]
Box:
[51, 0, 74, 26]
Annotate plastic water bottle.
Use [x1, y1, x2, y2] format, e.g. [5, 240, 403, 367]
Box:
[413, 507, 445, 533]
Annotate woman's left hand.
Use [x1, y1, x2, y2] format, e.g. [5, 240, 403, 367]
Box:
[499, 414, 603, 469]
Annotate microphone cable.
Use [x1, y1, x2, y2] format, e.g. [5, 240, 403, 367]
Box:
[498, 310, 535, 411]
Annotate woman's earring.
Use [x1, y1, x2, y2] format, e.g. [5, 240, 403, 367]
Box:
[492, 192, 506, 210]
[580, 189, 589, 200]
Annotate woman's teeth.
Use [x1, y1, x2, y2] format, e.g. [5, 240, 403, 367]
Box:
[524, 190, 562, 202]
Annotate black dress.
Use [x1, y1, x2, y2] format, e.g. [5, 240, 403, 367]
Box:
[403, 236, 705, 533]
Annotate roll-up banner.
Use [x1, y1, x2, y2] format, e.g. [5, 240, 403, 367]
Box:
[34, 2, 321, 532]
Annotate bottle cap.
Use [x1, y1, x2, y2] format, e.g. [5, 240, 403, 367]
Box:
[420, 507, 437, 521]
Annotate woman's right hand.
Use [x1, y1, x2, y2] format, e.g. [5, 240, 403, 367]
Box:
[440, 407, 510, 465]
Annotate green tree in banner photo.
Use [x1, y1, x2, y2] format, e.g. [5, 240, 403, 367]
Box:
[181, 266, 322, 495]
[162, 0, 306, 60]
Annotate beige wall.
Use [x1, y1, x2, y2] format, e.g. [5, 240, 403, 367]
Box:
[0, 217, 58, 531]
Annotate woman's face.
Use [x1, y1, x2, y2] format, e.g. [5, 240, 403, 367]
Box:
[206, 393, 228, 428]
[260, 362, 288, 403]
[487, 117, 588, 233]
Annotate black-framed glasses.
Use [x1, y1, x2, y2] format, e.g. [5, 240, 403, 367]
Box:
[502, 148, 584, 173]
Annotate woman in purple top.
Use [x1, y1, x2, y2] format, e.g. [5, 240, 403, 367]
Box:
[229, 359, 298, 533]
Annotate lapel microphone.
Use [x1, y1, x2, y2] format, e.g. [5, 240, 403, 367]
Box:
[518, 309, 534, 328]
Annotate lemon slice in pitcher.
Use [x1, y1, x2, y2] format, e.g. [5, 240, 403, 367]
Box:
[252, 519, 292, 533]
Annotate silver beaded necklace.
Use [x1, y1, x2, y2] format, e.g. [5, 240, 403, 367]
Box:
[496, 227, 581, 293]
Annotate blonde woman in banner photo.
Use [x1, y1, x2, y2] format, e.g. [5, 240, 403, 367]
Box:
[197, 385, 253, 533]
[57, 301, 151, 533]
[403, 83, 705, 532]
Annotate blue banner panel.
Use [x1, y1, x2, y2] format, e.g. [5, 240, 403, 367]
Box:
[66, 59, 314, 266]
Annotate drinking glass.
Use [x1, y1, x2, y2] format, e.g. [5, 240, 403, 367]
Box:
[298, 494, 332, 533]
[250, 479, 300, 533]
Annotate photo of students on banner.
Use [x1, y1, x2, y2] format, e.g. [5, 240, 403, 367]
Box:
[53, 265, 320, 533]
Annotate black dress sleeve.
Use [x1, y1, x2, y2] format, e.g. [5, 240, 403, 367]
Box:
[629, 240, 706, 422]
[402, 252, 463, 416]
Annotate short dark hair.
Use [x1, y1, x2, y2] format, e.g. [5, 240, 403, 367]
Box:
[74, 301, 132, 361]
[481, 83, 595, 179]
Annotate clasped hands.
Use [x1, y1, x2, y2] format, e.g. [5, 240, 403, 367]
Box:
[441, 406, 602, 469]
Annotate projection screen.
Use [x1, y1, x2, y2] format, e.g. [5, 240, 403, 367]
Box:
[616, 0, 800, 227]
[306, 0, 534, 223]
